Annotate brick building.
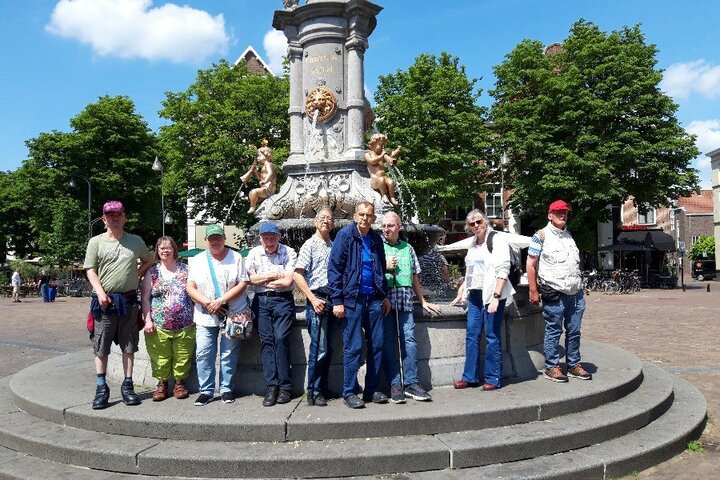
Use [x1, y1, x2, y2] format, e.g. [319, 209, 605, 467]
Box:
[675, 190, 714, 273]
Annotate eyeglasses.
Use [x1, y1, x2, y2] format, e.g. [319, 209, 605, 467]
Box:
[382, 224, 399, 229]
[467, 219, 485, 227]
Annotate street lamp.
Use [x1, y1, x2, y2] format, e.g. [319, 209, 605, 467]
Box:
[152, 156, 165, 236]
[70, 176, 92, 241]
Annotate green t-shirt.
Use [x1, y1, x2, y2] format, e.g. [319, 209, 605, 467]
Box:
[83, 232, 152, 293]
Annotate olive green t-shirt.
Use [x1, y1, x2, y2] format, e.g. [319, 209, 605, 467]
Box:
[83, 232, 152, 293]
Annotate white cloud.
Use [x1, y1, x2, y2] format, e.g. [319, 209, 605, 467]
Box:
[685, 119, 720, 188]
[46, 0, 229, 64]
[661, 60, 720, 100]
[686, 119, 720, 155]
[263, 30, 287, 75]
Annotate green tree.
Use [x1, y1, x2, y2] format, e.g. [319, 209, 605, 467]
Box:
[158, 60, 290, 228]
[373, 52, 491, 224]
[490, 20, 700, 248]
[1, 96, 164, 264]
[688, 236, 715, 261]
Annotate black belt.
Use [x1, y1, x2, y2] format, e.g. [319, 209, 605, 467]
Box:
[256, 291, 293, 298]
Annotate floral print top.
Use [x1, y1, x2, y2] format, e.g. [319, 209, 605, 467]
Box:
[148, 263, 194, 331]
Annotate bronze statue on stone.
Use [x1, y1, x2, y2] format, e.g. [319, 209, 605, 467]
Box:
[365, 133, 401, 205]
[242, 139, 278, 214]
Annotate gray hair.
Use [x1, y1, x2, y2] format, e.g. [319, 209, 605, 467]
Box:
[465, 209, 491, 232]
[315, 207, 333, 220]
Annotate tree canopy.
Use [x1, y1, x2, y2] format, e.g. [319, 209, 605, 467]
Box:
[0, 96, 163, 264]
[158, 60, 290, 228]
[372, 52, 491, 224]
[490, 20, 700, 247]
[688, 235, 715, 261]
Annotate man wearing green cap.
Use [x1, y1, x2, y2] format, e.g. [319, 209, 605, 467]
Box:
[186, 223, 250, 406]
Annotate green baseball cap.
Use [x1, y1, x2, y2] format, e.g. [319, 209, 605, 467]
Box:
[205, 224, 225, 237]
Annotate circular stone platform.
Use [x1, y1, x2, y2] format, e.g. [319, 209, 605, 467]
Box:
[107, 286, 546, 396]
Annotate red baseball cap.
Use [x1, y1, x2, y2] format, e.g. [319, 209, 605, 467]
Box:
[548, 200, 571, 212]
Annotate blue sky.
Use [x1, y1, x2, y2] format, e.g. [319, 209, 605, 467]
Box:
[2, 0, 719, 187]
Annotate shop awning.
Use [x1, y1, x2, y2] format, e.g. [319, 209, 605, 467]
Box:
[616, 230, 676, 251]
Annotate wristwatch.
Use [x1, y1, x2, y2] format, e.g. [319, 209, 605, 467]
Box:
[492, 292, 501, 299]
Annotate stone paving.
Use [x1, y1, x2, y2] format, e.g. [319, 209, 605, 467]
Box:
[1, 282, 718, 478]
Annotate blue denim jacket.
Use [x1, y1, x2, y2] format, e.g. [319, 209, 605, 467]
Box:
[328, 222, 388, 308]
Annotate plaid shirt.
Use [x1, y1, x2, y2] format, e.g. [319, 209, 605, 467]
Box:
[384, 240, 420, 312]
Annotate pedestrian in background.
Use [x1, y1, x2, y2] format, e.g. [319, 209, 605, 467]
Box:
[11, 269, 22, 303]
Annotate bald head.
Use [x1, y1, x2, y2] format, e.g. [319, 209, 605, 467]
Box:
[381, 211, 402, 243]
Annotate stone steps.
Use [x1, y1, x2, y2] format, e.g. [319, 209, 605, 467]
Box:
[0, 341, 706, 479]
[0, 372, 705, 479]
[7, 341, 643, 442]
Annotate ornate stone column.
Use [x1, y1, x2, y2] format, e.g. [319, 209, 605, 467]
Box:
[264, 0, 384, 221]
[345, 34, 367, 157]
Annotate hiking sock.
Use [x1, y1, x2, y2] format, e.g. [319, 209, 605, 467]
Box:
[96, 374, 106, 386]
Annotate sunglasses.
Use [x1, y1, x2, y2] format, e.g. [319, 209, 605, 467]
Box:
[467, 219, 485, 227]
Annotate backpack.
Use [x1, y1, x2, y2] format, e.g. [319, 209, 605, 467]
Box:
[486, 230, 522, 287]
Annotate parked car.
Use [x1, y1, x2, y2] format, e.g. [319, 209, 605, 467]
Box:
[692, 258, 716, 281]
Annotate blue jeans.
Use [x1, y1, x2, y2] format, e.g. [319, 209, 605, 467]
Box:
[253, 295, 296, 391]
[543, 290, 585, 370]
[382, 310, 418, 387]
[341, 295, 384, 398]
[195, 325, 241, 395]
[462, 290, 506, 387]
[40, 284, 49, 302]
[305, 301, 335, 399]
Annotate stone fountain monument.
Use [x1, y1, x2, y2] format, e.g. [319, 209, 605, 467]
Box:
[111, 0, 546, 396]
[258, 0, 385, 221]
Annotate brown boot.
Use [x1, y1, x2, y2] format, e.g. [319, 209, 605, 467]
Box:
[173, 379, 189, 399]
[152, 381, 168, 402]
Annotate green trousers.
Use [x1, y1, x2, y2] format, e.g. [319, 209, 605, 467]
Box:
[145, 324, 196, 381]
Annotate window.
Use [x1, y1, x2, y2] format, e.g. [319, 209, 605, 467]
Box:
[485, 185, 503, 218]
[691, 236, 701, 245]
[637, 204, 655, 225]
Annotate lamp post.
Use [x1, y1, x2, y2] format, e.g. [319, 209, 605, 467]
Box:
[163, 209, 173, 231]
[70, 176, 92, 241]
[152, 156, 165, 236]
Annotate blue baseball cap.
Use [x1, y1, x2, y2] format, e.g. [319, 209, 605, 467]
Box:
[258, 222, 281, 236]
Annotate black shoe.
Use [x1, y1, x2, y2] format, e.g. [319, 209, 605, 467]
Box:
[121, 379, 141, 406]
[263, 386, 279, 407]
[343, 394, 365, 409]
[308, 394, 327, 406]
[277, 390, 292, 404]
[194, 393, 213, 406]
[362, 391, 389, 404]
[221, 391, 235, 404]
[92, 384, 110, 410]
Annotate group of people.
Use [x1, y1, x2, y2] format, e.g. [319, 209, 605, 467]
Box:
[8, 270, 58, 303]
[450, 199, 591, 390]
[83, 196, 590, 411]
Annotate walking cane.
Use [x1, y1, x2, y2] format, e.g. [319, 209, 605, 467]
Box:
[392, 272, 405, 388]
